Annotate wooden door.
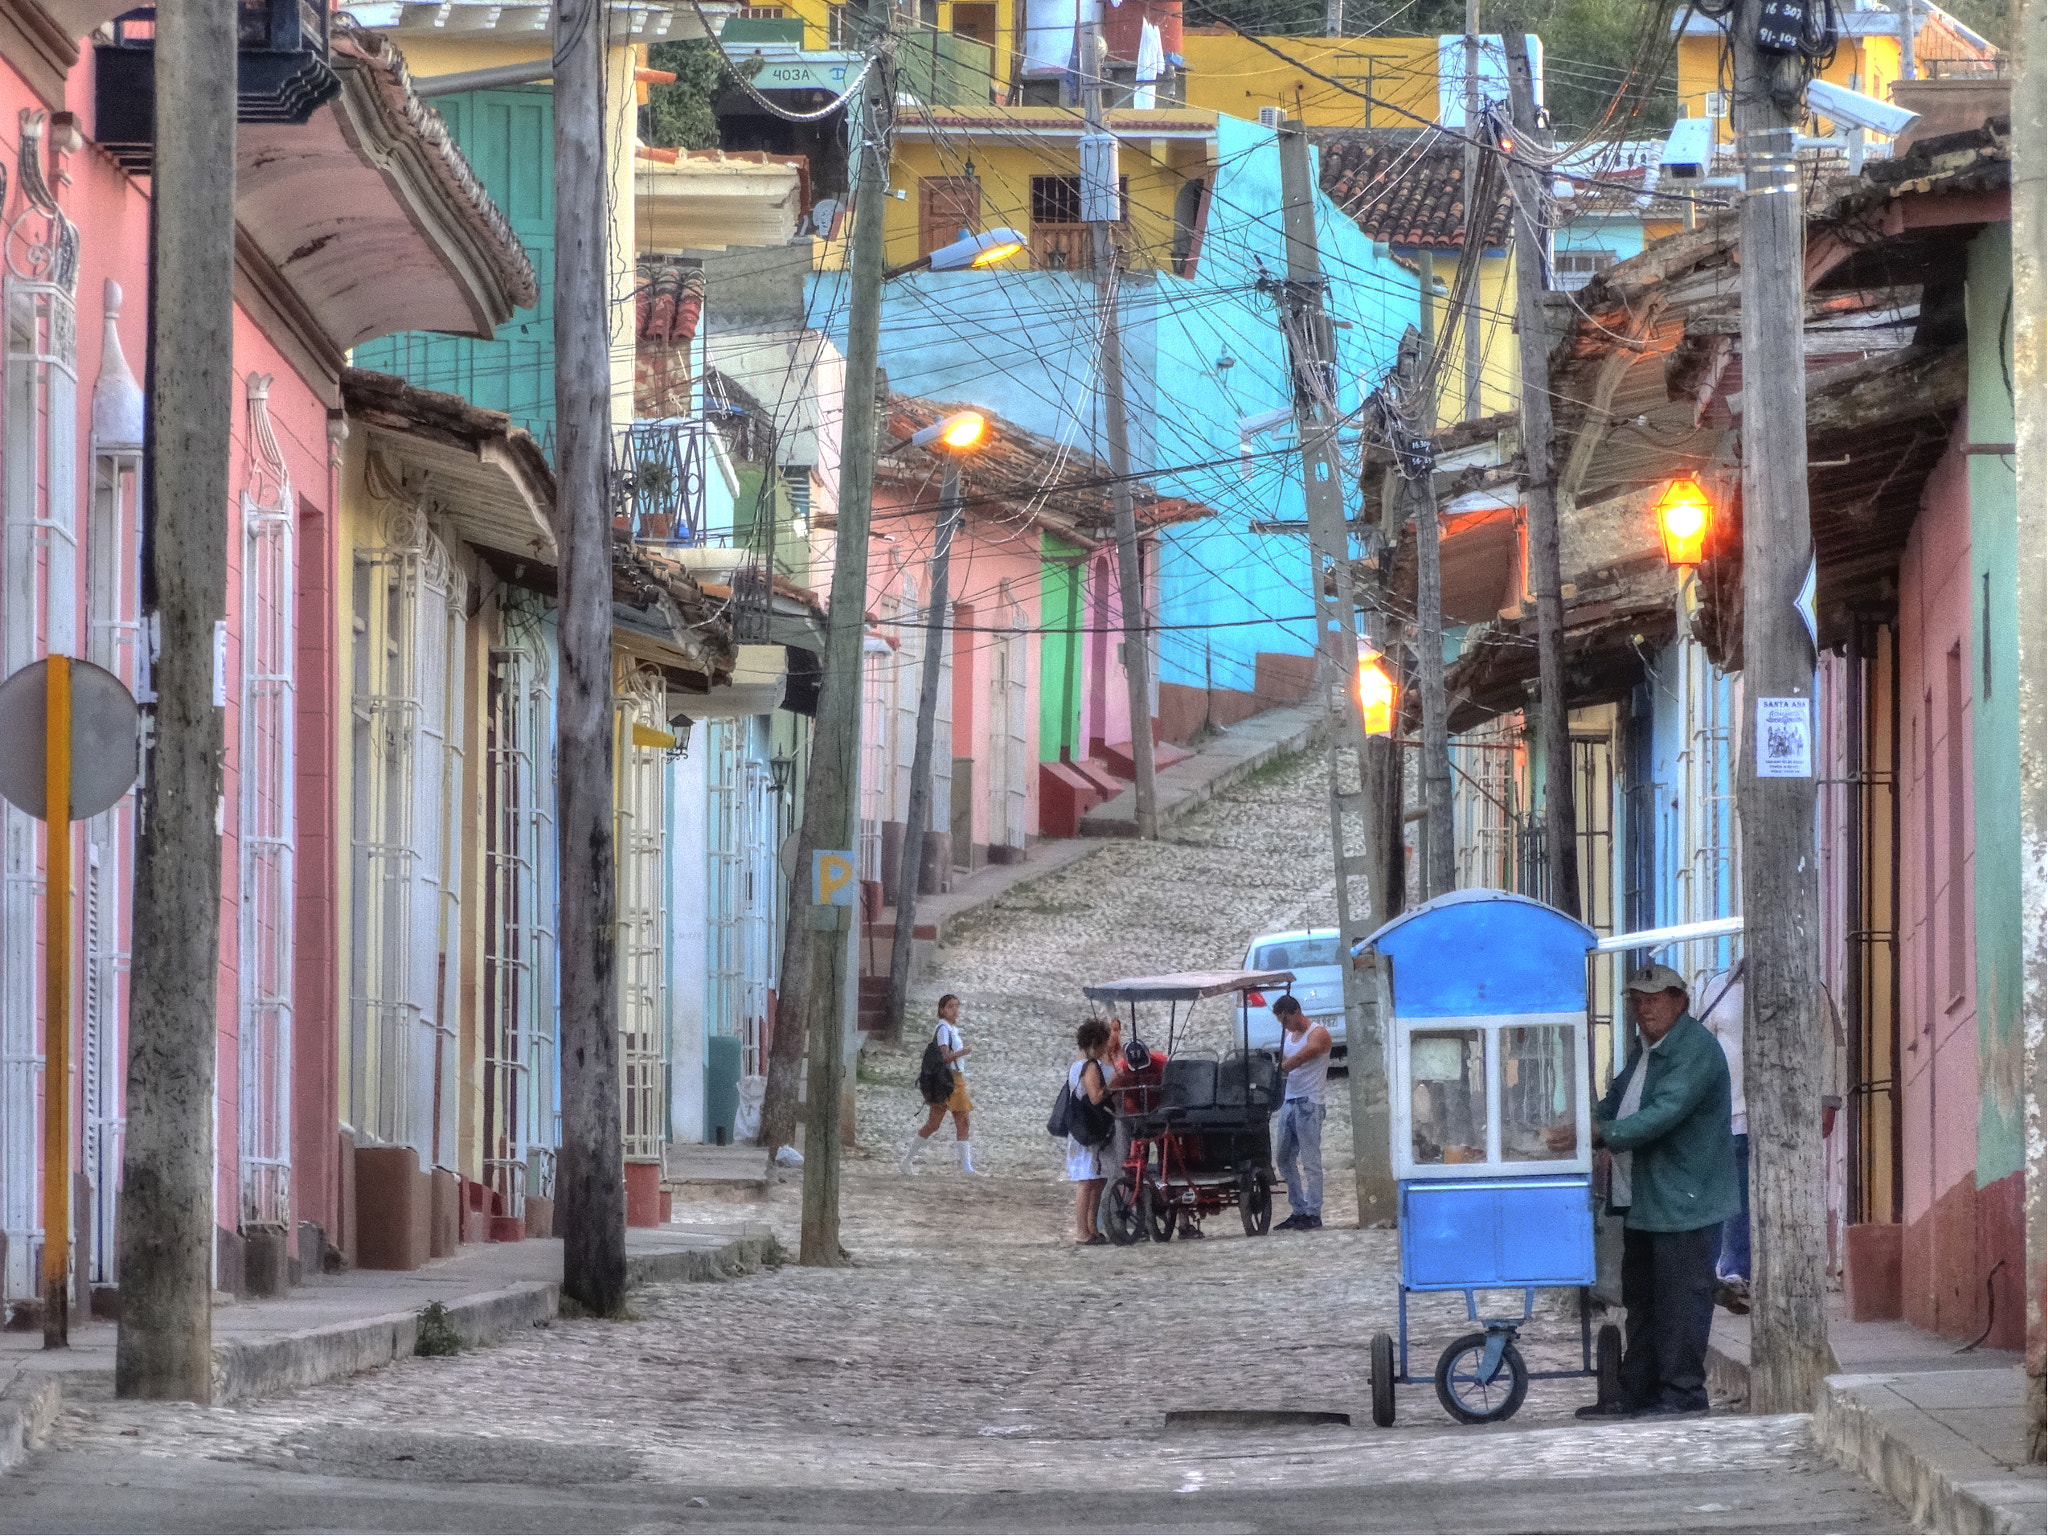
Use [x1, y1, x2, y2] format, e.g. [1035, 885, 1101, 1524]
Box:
[919, 176, 983, 259]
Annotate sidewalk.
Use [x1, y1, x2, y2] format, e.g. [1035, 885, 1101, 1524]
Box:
[1708, 1300, 2043, 1534]
[0, 1222, 771, 1451]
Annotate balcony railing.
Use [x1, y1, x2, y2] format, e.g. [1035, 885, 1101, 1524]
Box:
[96, 0, 341, 173]
[623, 418, 711, 547]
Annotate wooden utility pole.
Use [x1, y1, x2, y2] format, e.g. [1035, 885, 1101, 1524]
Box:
[1405, 327, 1455, 899]
[1732, 0, 1831, 1414]
[2007, 0, 2044, 1463]
[1503, 37, 1581, 920]
[885, 463, 960, 1036]
[116, 0, 234, 1402]
[1460, 0, 1483, 419]
[554, 0, 626, 1316]
[796, 11, 896, 1267]
[1276, 122, 1395, 1225]
[1082, 26, 1159, 840]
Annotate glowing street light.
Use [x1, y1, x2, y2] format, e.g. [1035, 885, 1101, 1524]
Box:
[906, 409, 987, 453]
[1357, 648, 1398, 736]
[884, 227, 1028, 280]
[1655, 475, 1714, 566]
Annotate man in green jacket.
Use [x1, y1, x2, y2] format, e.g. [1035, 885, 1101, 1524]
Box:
[1574, 963, 1739, 1418]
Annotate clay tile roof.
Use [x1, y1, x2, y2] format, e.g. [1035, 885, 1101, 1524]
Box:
[636, 260, 705, 343]
[1311, 128, 1513, 250]
[329, 25, 539, 311]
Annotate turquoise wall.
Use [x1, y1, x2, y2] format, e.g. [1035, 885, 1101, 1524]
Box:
[1965, 222, 2023, 1186]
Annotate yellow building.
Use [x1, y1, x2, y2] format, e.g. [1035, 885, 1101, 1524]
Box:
[1179, 30, 1442, 129]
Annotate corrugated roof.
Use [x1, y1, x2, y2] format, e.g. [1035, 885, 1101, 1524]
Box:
[1313, 128, 1513, 249]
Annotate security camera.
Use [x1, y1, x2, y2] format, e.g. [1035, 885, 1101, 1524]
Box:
[1805, 78, 1921, 139]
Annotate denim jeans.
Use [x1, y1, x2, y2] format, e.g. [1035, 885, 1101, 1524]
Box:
[1718, 1132, 1751, 1281]
[1274, 1098, 1326, 1217]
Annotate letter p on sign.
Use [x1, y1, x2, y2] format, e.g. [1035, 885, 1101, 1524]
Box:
[812, 849, 856, 906]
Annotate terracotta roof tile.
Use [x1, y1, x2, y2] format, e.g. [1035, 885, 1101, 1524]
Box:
[1311, 128, 1513, 249]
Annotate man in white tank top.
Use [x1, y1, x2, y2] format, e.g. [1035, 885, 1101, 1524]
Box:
[1272, 996, 1333, 1231]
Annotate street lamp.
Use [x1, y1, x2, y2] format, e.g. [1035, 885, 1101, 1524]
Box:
[884, 407, 990, 1035]
[1357, 648, 1399, 736]
[883, 227, 1027, 281]
[1654, 475, 1714, 567]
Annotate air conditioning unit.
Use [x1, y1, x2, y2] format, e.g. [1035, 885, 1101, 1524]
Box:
[1258, 105, 1285, 129]
[1706, 90, 1729, 118]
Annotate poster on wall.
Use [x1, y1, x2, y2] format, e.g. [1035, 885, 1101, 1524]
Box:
[1756, 697, 1812, 779]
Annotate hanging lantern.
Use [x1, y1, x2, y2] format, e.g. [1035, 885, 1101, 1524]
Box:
[1357, 648, 1398, 736]
[1655, 476, 1714, 566]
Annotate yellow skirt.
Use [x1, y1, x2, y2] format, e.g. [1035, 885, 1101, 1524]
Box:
[945, 1076, 975, 1115]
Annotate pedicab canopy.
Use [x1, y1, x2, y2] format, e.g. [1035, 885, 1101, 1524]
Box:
[1361, 890, 1598, 1186]
[1081, 970, 1295, 1004]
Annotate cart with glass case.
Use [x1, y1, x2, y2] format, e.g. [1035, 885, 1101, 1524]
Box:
[1358, 890, 1623, 1425]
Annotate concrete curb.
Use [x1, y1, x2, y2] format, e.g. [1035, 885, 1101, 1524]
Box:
[1812, 1373, 2046, 1536]
[626, 1229, 773, 1287]
[0, 1375, 62, 1473]
[1078, 704, 1328, 838]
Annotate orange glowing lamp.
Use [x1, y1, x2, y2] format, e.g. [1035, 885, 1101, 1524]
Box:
[1655, 476, 1714, 566]
[1357, 648, 1398, 735]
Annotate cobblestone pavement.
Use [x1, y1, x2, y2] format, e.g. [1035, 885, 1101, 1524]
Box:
[1, 752, 1907, 1532]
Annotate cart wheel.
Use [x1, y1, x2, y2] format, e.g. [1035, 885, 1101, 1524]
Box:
[1140, 1182, 1176, 1243]
[1433, 1331, 1530, 1425]
[1596, 1323, 1624, 1407]
[1102, 1173, 1146, 1247]
[1371, 1332, 1397, 1428]
[1238, 1169, 1272, 1236]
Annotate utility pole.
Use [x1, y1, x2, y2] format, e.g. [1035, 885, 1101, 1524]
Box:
[1082, 25, 1159, 839]
[2007, 0, 2044, 1464]
[116, 0, 234, 1401]
[554, 0, 626, 1316]
[885, 464, 959, 1036]
[1461, 0, 1483, 419]
[1404, 327, 1455, 899]
[1732, 0, 1831, 1415]
[1325, 0, 1344, 36]
[796, 7, 897, 1267]
[1503, 37, 1581, 921]
[1275, 121, 1394, 1225]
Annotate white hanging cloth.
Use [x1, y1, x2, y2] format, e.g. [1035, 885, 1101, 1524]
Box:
[1132, 18, 1164, 106]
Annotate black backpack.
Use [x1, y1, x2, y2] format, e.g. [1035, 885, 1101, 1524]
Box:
[1049, 1060, 1115, 1147]
[917, 1028, 955, 1105]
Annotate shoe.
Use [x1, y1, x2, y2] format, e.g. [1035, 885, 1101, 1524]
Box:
[1305, 1214, 1324, 1230]
[1716, 1279, 1750, 1315]
[1178, 1222, 1205, 1239]
[1574, 1401, 1635, 1419]
[959, 1139, 989, 1177]
[1274, 1213, 1307, 1231]
[898, 1133, 925, 1175]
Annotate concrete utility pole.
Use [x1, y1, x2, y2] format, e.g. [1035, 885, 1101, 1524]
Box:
[1461, 0, 1483, 420]
[117, 0, 235, 1401]
[1732, 0, 1832, 1415]
[1503, 36, 1581, 921]
[2009, 0, 2045, 1463]
[1405, 331, 1455, 900]
[1325, 0, 1344, 36]
[796, 8, 897, 1267]
[554, 0, 626, 1316]
[885, 464, 960, 1036]
[1275, 121, 1395, 1225]
[1082, 25, 1159, 839]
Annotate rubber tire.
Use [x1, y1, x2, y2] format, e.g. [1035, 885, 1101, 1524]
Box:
[1433, 1332, 1530, 1425]
[1596, 1322, 1624, 1407]
[1371, 1332, 1397, 1427]
[1239, 1169, 1273, 1236]
[1141, 1181, 1175, 1243]
[1102, 1173, 1146, 1247]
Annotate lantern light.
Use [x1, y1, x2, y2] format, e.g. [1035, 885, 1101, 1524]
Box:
[1357, 648, 1398, 735]
[1655, 475, 1714, 566]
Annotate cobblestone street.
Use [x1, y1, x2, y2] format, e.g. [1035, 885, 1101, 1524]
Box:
[0, 754, 1908, 1531]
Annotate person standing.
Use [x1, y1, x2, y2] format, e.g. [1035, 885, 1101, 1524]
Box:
[1570, 964, 1739, 1418]
[1272, 996, 1332, 1232]
[1066, 1018, 1115, 1245]
[1694, 961, 1750, 1313]
[898, 994, 986, 1176]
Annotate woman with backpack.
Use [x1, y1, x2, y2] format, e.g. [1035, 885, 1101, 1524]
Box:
[898, 994, 985, 1175]
[1066, 1017, 1116, 1245]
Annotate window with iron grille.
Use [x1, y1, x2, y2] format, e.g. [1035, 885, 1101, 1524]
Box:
[615, 663, 670, 1162]
[1552, 248, 1616, 292]
[1028, 174, 1130, 271]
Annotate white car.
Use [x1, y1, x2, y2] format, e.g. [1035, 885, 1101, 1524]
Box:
[1239, 929, 1346, 1059]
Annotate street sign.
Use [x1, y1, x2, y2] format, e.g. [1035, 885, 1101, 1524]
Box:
[0, 657, 140, 821]
[812, 848, 856, 906]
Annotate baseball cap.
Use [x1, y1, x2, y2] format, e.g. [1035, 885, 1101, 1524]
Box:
[1623, 963, 1687, 995]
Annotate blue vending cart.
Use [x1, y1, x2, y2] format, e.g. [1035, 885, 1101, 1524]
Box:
[1360, 889, 1622, 1426]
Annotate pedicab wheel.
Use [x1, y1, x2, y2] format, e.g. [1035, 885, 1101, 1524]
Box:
[1238, 1168, 1272, 1236]
[1596, 1323, 1624, 1406]
[1102, 1173, 1146, 1246]
[1370, 1333, 1397, 1428]
[1140, 1181, 1176, 1243]
[1432, 1332, 1530, 1425]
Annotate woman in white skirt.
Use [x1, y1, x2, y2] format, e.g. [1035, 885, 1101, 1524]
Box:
[1067, 1017, 1115, 1245]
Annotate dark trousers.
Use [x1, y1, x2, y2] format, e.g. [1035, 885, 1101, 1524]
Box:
[1619, 1223, 1718, 1412]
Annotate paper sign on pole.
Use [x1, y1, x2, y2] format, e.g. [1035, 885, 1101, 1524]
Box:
[812, 848, 857, 906]
[1756, 697, 1813, 779]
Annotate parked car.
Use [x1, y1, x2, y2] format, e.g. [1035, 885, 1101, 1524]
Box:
[1238, 929, 1346, 1059]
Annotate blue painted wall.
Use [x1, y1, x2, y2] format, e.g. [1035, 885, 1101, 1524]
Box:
[806, 114, 1415, 699]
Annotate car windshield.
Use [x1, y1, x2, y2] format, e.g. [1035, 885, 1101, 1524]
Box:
[1252, 936, 1340, 971]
